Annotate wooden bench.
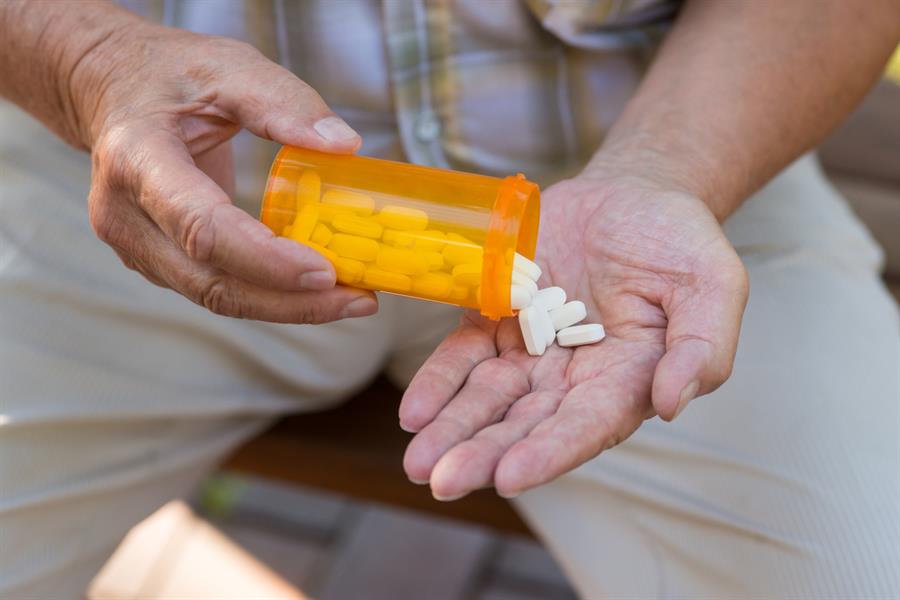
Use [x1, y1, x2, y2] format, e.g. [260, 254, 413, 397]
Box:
[223, 375, 533, 536]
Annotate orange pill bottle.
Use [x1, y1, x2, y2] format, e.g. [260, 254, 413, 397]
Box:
[260, 147, 540, 320]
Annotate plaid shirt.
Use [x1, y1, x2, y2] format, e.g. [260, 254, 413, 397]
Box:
[121, 0, 679, 200]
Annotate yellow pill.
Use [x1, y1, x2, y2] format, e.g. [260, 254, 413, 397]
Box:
[449, 285, 470, 301]
[376, 205, 428, 231]
[289, 204, 319, 243]
[413, 230, 447, 251]
[332, 214, 383, 239]
[334, 257, 366, 284]
[310, 223, 333, 247]
[281, 225, 293, 238]
[328, 233, 380, 262]
[318, 203, 354, 224]
[412, 273, 453, 299]
[422, 251, 444, 271]
[383, 229, 416, 248]
[376, 247, 428, 276]
[452, 263, 482, 287]
[322, 189, 374, 216]
[443, 238, 483, 266]
[295, 170, 321, 210]
[363, 268, 412, 292]
[304, 241, 338, 264]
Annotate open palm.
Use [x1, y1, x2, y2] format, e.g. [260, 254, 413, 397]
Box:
[399, 174, 748, 500]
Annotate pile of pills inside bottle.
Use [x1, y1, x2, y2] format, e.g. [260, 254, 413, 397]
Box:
[279, 172, 488, 307]
[510, 254, 606, 356]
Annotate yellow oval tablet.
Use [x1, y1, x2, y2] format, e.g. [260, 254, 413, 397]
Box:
[449, 285, 470, 301]
[334, 257, 366, 284]
[332, 214, 383, 239]
[422, 251, 444, 271]
[375, 247, 428, 276]
[289, 204, 319, 243]
[443, 238, 483, 266]
[310, 223, 333, 247]
[377, 205, 428, 231]
[412, 273, 453, 299]
[328, 233, 380, 262]
[412, 230, 447, 251]
[452, 263, 482, 287]
[363, 268, 412, 293]
[304, 241, 338, 264]
[322, 189, 374, 216]
[383, 229, 416, 248]
[296, 170, 321, 210]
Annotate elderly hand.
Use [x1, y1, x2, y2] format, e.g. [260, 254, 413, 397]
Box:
[399, 167, 748, 499]
[70, 17, 376, 322]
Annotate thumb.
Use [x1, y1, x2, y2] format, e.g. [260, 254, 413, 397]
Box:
[651, 257, 749, 420]
[214, 60, 361, 153]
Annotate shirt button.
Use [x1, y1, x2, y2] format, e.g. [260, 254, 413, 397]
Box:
[415, 112, 441, 142]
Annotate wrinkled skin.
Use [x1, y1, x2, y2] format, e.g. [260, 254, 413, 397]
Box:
[400, 173, 749, 500]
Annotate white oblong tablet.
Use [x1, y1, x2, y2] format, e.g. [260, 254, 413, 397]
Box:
[518, 305, 547, 356]
[536, 305, 556, 345]
[532, 286, 566, 311]
[557, 324, 605, 347]
[512, 271, 539, 295]
[514, 252, 542, 282]
[549, 300, 586, 331]
[510, 284, 533, 310]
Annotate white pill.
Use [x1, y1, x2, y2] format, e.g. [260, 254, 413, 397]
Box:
[514, 252, 542, 282]
[532, 286, 566, 311]
[549, 300, 586, 331]
[518, 305, 547, 356]
[510, 284, 533, 310]
[512, 271, 538, 295]
[537, 306, 556, 345]
[557, 324, 605, 347]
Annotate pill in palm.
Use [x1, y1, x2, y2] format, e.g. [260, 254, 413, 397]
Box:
[537, 305, 556, 345]
[532, 286, 566, 311]
[549, 300, 586, 331]
[557, 324, 605, 347]
[512, 271, 538, 295]
[514, 252, 542, 282]
[510, 284, 533, 310]
[518, 305, 547, 356]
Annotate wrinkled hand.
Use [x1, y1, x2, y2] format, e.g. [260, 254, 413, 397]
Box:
[74, 19, 376, 322]
[400, 172, 748, 499]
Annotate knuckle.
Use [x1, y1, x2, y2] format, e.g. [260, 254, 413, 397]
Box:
[179, 205, 216, 262]
[195, 275, 246, 318]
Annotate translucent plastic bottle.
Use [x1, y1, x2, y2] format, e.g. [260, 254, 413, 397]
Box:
[259, 146, 540, 320]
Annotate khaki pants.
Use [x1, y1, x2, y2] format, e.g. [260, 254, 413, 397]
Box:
[1, 102, 897, 598]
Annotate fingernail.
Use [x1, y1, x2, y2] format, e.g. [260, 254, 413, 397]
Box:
[497, 489, 520, 499]
[408, 477, 428, 485]
[314, 116, 359, 143]
[341, 297, 377, 318]
[299, 270, 335, 290]
[399, 420, 417, 433]
[675, 379, 700, 418]
[433, 491, 466, 502]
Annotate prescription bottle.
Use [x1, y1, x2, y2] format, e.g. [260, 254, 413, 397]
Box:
[260, 147, 540, 320]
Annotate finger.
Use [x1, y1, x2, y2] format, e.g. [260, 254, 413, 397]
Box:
[494, 374, 647, 498]
[398, 313, 498, 433]
[427, 390, 564, 501]
[213, 55, 361, 153]
[194, 140, 235, 198]
[402, 358, 529, 484]
[118, 129, 339, 292]
[102, 203, 377, 322]
[651, 256, 749, 420]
